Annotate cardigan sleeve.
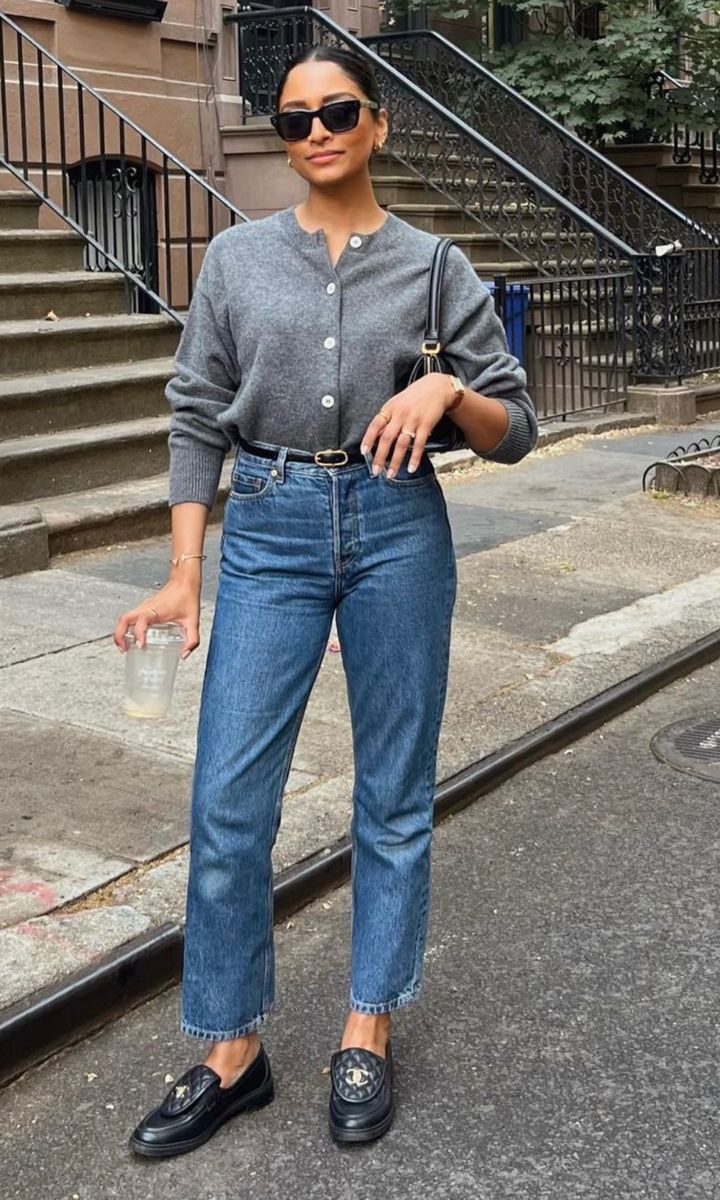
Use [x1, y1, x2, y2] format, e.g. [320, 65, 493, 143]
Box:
[166, 235, 241, 508]
[439, 244, 538, 463]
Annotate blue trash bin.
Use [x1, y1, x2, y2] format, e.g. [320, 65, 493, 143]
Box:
[482, 279, 529, 367]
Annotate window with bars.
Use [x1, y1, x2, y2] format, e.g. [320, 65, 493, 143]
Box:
[68, 158, 159, 313]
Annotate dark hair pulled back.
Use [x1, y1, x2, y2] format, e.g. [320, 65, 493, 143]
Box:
[275, 44, 382, 119]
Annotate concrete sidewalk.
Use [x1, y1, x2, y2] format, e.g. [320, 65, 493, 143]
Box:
[2, 660, 718, 1199]
[2, 415, 720, 1016]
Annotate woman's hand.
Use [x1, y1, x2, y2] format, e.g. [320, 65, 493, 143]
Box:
[360, 375, 453, 477]
[113, 575, 201, 660]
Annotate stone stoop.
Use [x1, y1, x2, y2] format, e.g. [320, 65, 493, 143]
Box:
[0, 185, 188, 578]
[605, 144, 720, 231]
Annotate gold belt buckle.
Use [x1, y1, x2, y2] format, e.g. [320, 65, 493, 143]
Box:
[314, 447, 349, 467]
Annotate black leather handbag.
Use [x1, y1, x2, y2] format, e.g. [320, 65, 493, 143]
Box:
[396, 236, 467, 454]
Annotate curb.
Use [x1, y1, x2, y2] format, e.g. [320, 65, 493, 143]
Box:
[2, 627, 720, 1088]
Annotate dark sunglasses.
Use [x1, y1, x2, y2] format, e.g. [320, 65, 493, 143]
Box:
[269, 98, 379, 143]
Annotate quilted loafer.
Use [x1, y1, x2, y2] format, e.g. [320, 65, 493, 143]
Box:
[129, 1043, 274, 1158]
[328, 1041, 394, 1144]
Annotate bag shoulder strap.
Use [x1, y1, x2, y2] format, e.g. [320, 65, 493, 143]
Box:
[424, 237, 457, 348]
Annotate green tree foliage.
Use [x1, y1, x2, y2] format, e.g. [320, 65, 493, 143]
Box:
[395, 0, 720, 143]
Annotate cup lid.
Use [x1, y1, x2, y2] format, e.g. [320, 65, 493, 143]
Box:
[124, 622, 186, 647]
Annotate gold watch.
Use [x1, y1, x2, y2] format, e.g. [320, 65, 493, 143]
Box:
[446, 374, 465, 412]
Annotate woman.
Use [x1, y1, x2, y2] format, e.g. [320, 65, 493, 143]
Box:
[114, 44, 537, 1156]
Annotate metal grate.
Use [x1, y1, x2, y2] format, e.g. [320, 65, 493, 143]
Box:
[650, 716, 720, 782]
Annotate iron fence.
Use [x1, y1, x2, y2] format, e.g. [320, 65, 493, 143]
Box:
[630, 247, 720, 382]
[491, 270, 631, 420]
[0, 11, 248, 318]
[649, 70, 720, 186]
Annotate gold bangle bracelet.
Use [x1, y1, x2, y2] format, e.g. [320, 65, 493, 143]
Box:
[170, 553, 207, 567]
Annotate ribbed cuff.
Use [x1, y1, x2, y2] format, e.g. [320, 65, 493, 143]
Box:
[168, 440, 227, 509]
[481, 398, 536, 465]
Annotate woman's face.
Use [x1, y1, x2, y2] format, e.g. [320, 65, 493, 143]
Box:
[278, 60, 388, 185]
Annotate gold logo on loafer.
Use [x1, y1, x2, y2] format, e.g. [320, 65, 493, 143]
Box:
[345, 1067, 371, 1086]
[174, 1084, 190, 1098]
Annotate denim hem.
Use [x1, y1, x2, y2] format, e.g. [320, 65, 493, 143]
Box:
[180, 1008, 271, 1041]
[349, 986, 421, 1015]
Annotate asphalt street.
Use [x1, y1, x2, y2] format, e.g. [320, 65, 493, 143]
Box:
[2, 661, 719, 1200]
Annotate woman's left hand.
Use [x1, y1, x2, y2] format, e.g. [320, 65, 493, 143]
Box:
[360, 375, 450, 477]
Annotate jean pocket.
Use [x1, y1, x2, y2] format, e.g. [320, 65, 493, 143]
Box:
[229, 464, 274, 501]
[382, 455, 436, 487]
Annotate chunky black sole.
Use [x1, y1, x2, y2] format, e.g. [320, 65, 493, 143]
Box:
[329, 1105, 394, 1145]
[128, 1080, 275, 1159]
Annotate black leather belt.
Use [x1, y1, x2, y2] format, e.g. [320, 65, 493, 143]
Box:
[238, 436, 366, 467]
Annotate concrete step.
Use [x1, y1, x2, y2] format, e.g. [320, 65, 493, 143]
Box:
[390, 206, 599, 259]
[378, 160, 520, 194]
[367, 155, 417, 178]
[386, 202, 486, 234]
[530, 328, 622, 360]
[0, 416, 171, 505]
[539, 257, 611, 275]
[0, 357, 175, 439]
[0, 270, 129, 320]
[606, 143, 693, 172]
[682, 185, 720, 211]
[656, 163, 700, 189]
[0, 229, 85, 272]
[375, 178, 557, 225]
[41, 461, 232, 557]
[373, 175, 447, 204]
[452, 232, 600, 270]
[566, 351, 635, 377]
[0, 190, 41, 230]
[440, 231, 527, 267]
[473, 260, 535, 277]
[385, 203, 569, 238]
[0, 312, 179, 375]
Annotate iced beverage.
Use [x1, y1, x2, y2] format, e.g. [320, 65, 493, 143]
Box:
[123, 622, 186, 719]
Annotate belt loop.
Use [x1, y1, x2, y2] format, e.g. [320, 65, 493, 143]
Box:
[275, 445, 288, 483]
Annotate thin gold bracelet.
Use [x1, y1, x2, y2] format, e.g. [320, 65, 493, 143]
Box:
[170, 553, 207, 567]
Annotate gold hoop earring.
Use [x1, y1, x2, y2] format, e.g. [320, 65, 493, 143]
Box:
[287, 156, 293, 168]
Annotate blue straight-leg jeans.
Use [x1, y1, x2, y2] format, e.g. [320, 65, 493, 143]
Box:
[180, 439, 457, 1040]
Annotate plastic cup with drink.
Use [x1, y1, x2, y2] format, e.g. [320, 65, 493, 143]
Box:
[123, 622, 186, 719]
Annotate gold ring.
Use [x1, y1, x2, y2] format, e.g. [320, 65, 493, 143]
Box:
[148, 607, 160, 620]
[377, 410, 392, 424]
[401, 428, 416, 439]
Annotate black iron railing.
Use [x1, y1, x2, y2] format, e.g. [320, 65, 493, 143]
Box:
[228, 5, 635, 279]
[649, 70, 719, 186]
[491, 270, 631, 419]
[363, 31, 716, 252]
[0, 11, 248, 319]
[227, 5, 720, 384]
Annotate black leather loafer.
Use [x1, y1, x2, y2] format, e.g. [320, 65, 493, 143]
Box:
[328, 1041, 394, 1144]
[129, 1043, 274, 1158]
